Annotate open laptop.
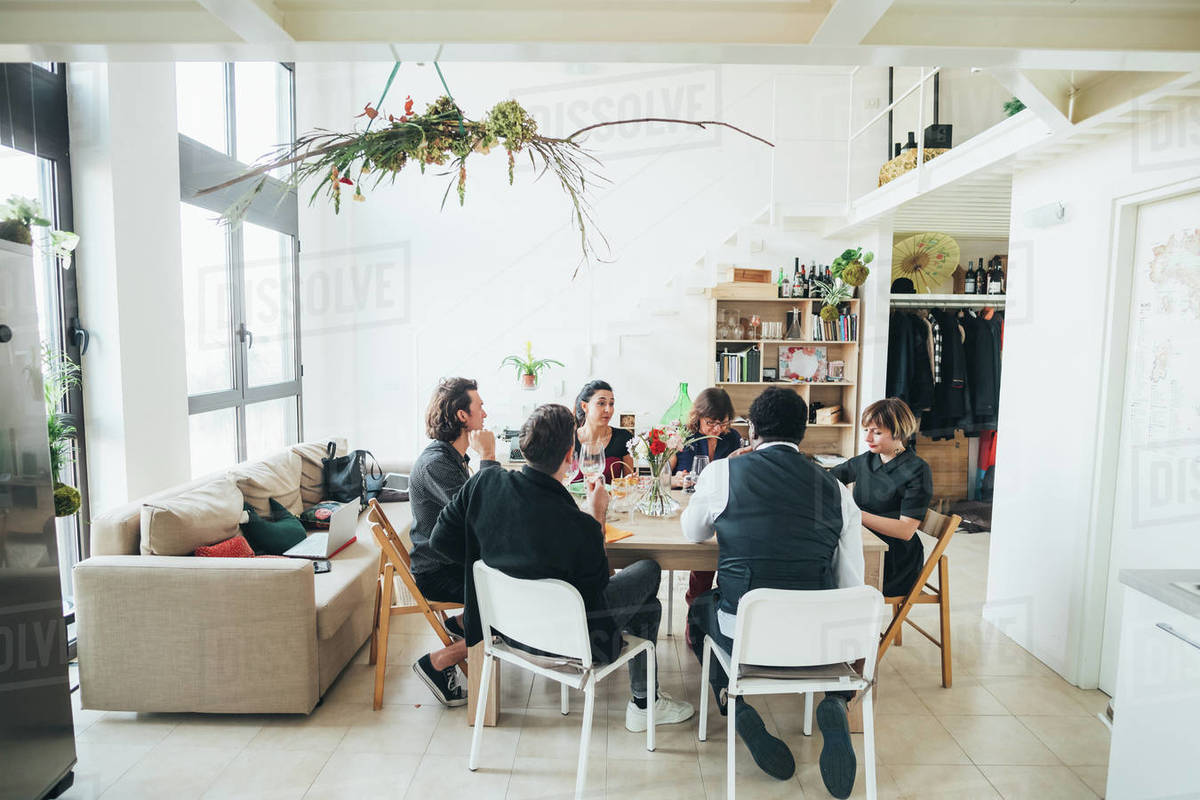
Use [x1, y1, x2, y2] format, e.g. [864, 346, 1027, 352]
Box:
[284, 501, 357, 559]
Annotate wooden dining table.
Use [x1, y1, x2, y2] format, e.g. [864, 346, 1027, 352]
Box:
[468, 487, 888, 731]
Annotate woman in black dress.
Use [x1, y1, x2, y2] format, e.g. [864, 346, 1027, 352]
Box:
[574, 379, 636, 481]
[830, 397, 934, 597]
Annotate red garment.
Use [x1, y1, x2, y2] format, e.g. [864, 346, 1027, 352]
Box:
[979, 430, 998, 471]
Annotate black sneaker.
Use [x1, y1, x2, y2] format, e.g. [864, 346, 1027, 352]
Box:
[444, 615, 465, 641]
[735, 702, 795, 780]
[816, 696, 856, 799]
[413, 654, 467, 707]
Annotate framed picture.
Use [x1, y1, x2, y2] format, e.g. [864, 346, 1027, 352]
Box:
[779, 346, 827, 382]
[618, 414, 636, 430]
[761, 367, 778, 381]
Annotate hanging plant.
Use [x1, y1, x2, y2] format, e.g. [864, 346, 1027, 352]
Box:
[1003, 97, 1026, 117]
[197, 63, 772, 270]
[41, 345, 82, 517]
[830, 247, 874, 287]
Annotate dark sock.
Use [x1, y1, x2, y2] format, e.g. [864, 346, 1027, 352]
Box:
[632, 696, 648, 709]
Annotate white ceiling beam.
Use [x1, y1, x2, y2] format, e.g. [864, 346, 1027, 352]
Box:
[195, 0, 293, 43]
[810, 0, 896, 45]
[988, 67, 1074, 134]
[2, 42, 1200, 72]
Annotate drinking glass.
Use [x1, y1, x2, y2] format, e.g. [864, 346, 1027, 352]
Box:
[562, 451, 581, 487]
[686, 455, 710, 493]
[580, 441, 606, 485]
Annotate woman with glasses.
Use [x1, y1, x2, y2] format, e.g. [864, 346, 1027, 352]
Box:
[670, 386, 742, 645]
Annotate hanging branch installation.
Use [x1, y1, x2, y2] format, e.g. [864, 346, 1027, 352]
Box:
[197, 68, 773, 266]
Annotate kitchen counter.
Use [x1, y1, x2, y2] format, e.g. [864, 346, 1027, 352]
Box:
[1119, 569, 1200, 620]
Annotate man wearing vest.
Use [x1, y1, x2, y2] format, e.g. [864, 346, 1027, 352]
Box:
[681, 387, 865, 799]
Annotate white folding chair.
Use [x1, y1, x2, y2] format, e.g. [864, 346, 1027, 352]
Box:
[469, 561, 657, 800]
[698, 585, 885, 800]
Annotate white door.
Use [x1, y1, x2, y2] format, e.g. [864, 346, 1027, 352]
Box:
[1099, 190, 1200, 693]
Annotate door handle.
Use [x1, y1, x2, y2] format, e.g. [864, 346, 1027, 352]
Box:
[69, 316, 90, 355]
[1156, 622, 1200, 652]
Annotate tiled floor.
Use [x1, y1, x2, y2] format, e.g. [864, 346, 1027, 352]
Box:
[61, 532, 1113, 799]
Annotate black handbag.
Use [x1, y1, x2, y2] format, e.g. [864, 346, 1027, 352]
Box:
[322, 441, 383, 507]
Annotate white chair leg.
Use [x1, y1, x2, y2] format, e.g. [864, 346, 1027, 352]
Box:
[646, 642, 656, 752]
[561, 683, 569, 716]
[803, 691, 813, 736]
[698, 639, 711, 742]
[726, 693, 737, 800]
[468, 652, 493, 771]
[862, 686, 877, 800]
[575, 679, 596, 800]
[666, 570, 675, 637]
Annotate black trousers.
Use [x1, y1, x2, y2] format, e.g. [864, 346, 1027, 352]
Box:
[687, 589, 853, 704]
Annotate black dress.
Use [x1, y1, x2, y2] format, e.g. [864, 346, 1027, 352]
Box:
[574, 427, 635, 481]
[830, 449, 934, 596]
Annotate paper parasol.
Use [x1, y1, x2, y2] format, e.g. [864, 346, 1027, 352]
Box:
[892, 232, 960, 293]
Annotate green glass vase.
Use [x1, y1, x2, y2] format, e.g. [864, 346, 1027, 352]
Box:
[660, 382, 691, 428]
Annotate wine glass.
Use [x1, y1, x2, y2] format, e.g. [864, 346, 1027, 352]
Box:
[686, 455, 710, 493]
[579, 441, 606, 486]
[561, 451, 581, 488]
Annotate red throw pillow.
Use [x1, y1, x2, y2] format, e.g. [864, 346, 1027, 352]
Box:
[194, 534, 256, 558]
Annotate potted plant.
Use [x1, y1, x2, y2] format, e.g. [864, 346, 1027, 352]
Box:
[0, 195, 81, 266]
[42, 346, 82, 517]
[500, 341, 564, 390]
[830, 247, 874, 288]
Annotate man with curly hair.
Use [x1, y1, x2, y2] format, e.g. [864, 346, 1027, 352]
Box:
[407, 377, 498, 707]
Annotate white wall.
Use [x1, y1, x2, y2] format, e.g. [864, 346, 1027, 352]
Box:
[295, 62, 877, 458]
[68, 63, 191, 514]
[985, 99, 1200, 686]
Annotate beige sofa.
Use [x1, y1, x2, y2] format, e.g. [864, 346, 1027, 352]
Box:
[73, 441, 413, 715]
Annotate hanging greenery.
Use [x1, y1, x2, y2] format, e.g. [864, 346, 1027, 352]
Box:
[197, 64, 772, 268]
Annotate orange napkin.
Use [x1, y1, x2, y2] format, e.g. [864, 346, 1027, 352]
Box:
[605, 525, 634, 544]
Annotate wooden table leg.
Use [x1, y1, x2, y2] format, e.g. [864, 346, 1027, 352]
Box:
[466, 640, 499, 727]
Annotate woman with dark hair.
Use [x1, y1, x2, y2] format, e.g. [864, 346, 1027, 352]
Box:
[830, 397, 933, 597]
[574, 379, 636, 481]
[669, 386, 742, 486]
[667, 386, 743, 645]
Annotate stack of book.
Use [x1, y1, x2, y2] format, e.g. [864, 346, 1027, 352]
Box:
[811, 311, 858, 342]
[717, 346, 761, 382]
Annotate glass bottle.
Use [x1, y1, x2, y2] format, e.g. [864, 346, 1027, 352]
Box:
[785, 308, 804, 340]
[660, 382, 692, 427]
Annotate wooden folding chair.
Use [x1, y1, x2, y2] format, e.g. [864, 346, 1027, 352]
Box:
[366, 498, 466, 710]
[876, 507, 962, 688]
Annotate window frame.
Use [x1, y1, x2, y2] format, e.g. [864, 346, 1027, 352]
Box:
[177, 62, 303, 467]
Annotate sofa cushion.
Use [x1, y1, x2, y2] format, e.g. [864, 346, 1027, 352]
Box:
[195, 534, 256, 558]
[229, 450, 303, 517]
[292, 439, 348, 507]
[313, 537, 379, 640]
[141, 477, 244, 556]
[240, 499, 308, 556]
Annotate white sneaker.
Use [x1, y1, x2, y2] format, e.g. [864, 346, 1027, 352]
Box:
[625, 691, 695, 732]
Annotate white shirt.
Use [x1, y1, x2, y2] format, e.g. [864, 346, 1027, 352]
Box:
[680, 441, 865, 636]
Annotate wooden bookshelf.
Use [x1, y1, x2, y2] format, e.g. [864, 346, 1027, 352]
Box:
[709, 283, 862, 458]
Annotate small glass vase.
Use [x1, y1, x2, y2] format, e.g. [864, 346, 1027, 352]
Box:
[636, 461, 680, 518]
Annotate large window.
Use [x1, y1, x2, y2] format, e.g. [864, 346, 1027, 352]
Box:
[0, 63, 87, 609]
[176, 63, 301, 476]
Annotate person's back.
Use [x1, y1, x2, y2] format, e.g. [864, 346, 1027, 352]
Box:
[430, 402, 695, 732]
[713, 444, 847, 608]
[681, 387, 863, 799]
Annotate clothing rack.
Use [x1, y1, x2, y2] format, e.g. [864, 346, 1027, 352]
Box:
[889, 293, 1006, 309]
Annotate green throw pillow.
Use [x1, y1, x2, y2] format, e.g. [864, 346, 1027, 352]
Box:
[239, 499, 307, 555]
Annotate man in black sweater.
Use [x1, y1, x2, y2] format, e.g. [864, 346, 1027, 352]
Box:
[408, 377, 499, 706]
[429, 403, 694, 731]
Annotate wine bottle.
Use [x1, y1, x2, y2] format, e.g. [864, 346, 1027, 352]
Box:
[988, 257, 1004, 295]
[977, 258, 989, 295]
[791, 258, 803, 298]
[777, 267, 784, 298]
[824, 264, 832, 283]
[781, 269, 791, 300]
[964, 259, 976, 294]
[798, 263, 808, 298]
